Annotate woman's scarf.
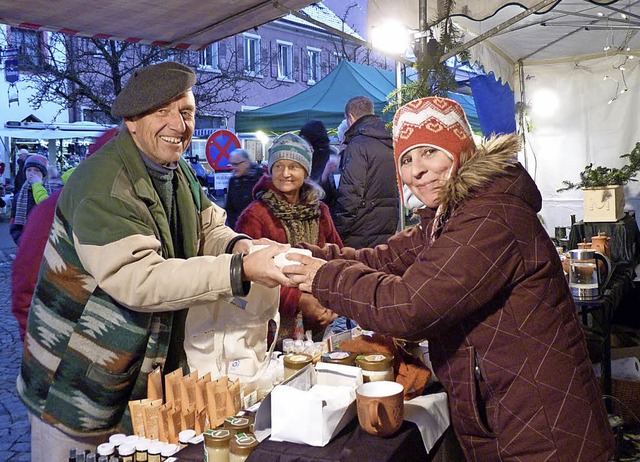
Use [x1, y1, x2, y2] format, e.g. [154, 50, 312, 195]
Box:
[260, 189, 321, 245]
[14, 180, 52, 226]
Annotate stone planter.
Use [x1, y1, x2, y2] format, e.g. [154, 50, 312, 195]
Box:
[583, 185, 625, 222]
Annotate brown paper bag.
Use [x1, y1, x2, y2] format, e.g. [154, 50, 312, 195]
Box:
[147, 366, 163, 401]
[226, 379, 242, 417]
[142, 399, 163, 440]
[164, 368, 183, 404]
[195, 373, 211, 414]
[128, 398, 153, 437]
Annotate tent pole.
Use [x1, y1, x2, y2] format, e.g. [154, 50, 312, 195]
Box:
[517, 61, 528, 172]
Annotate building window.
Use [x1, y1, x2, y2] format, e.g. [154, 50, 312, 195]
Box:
[307, 47, 321, 84]
[243, 33, 261, 76]
[11, 27, 44, 66]
[277, 40, 293, 81]
[196, 114, 226, 130]
[199, 43, 219, 71]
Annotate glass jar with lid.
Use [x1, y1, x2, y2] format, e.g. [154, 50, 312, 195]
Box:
[147, 441, 164, 462]
[223, 415, 255, 435]
[229, 433, 259, 462]
[203, 428, 232, 462]
[283, 353, 313, 380]
[117, 442, 136, 462]
[178, 429, 196, 450]
[356, 353, 394, 382]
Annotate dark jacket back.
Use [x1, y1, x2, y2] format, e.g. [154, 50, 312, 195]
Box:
[225, 166, 264, 229]
[332, 114, 399, 248]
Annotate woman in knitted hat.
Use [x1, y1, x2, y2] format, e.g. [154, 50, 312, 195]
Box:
[10, 154, 53, 244]
[284, 97, 614, 461]
[235, 132, 342, 347]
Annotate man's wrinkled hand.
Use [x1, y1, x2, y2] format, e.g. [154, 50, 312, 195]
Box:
[242, 243, 296, 288]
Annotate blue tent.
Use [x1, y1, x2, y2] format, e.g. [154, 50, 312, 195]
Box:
[235, 60, 480, 134]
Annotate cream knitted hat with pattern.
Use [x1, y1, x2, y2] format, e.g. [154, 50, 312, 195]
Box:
[268, 132, 313, 177]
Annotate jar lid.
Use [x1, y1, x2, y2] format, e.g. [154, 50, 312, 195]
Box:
[135, 439, 150, 451]
[356, 353, 394, 371]
[223, 415, 254, 430]
[108, 433, 127, 446]
[147, 441, 164, 455]
[283, 353, 313, 369]
[123, 435, 139, 445]
[204, 429, 233, 448]
[97, 443, 115, 456]
[161, 444, 179, 457]
[117, 442, 136, 457]
[321, 350, 357, 365]
[179, 429, 197, 443]
[229, 433, 258, 456]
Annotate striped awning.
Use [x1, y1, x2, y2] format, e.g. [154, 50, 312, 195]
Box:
[0, 0, 314, 50]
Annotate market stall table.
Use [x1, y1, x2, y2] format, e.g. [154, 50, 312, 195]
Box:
[174, 385, 464, 462]
[174, 419, 463, 462]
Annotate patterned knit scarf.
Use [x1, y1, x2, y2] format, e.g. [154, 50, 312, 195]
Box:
[260, 189, 321, 245]
[14, 180, 52, 225]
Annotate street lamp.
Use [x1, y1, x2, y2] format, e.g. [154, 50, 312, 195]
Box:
[255, 130, 269, 163]
[371, 21, 411, 108]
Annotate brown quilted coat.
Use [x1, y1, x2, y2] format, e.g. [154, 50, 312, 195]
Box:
[307, 135, 615, 461]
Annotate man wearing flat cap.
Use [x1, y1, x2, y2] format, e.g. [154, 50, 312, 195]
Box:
[18, 61, 292, 461]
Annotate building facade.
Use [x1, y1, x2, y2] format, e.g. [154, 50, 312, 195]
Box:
[0, 1, 392, 182]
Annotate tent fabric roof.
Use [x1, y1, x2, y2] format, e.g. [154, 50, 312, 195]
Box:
[235, 60, 478, 134]
[0, 0, 314, 50]
[367, 0, 640, 87]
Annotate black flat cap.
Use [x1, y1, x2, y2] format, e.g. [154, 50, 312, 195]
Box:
[111, 61, 196, 118]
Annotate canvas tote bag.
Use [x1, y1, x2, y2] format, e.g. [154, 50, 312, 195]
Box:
[184, 283, 279, 386]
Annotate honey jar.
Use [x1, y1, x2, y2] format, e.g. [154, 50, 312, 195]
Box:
[356, 353, 394, 382]
[283, 353, 313, 380]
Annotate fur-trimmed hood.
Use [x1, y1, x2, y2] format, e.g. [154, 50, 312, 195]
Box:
[437, 133, 541, 216]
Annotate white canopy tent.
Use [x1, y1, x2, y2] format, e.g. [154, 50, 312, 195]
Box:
[1, 0, 639, 232]
[368, 0, 640, 232]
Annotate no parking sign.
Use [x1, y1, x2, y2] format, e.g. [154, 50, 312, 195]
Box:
[205, 129, 240, 171]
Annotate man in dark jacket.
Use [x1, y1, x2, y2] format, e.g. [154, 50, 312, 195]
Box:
[332, 96, 399, 248]
[225, 148, 264, 229]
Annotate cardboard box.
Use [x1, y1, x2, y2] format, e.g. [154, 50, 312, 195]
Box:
[268, 362, 363, 447]
[583, 186, 625, 222]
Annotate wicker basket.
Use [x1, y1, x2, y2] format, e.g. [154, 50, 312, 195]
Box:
[610, 378, 640, 424]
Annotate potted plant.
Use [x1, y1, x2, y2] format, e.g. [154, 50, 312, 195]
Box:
[557, 142, 640, 222]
